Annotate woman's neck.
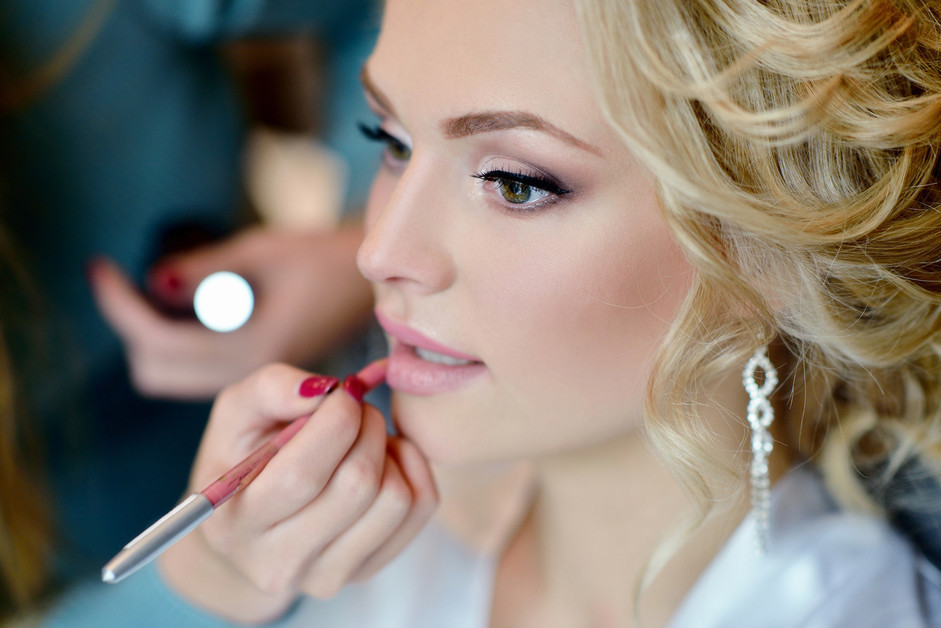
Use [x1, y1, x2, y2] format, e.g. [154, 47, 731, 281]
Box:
[499, 433, 741, 628]
[490, 375, 757, 627]
[434, 371, 769, 627]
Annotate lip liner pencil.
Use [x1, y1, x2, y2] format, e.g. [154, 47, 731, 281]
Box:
[102, 358, 388, 584]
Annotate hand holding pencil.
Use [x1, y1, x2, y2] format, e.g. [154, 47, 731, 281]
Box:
[108, 360, 437, 624]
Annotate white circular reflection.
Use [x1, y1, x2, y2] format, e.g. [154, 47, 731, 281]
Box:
[193, 271, 254, 332]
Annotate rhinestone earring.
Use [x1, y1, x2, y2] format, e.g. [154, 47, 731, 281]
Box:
[742, 345, 777, 554]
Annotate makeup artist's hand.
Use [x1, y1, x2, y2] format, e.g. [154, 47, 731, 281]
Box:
[88, 224, 373, 400]
[159, 363, 437, 624]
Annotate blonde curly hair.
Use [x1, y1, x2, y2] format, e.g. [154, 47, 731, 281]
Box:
[574, 0, 941, 519]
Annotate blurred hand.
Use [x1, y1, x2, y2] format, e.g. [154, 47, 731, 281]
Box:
[88, 224, 373, 400]
[158, 363, 437, 623]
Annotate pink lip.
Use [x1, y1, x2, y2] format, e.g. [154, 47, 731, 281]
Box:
[375, 310, 487, 396]
[375, 311, 479, 361]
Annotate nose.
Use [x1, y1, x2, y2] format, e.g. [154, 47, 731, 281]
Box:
[357, 164, 457, 294]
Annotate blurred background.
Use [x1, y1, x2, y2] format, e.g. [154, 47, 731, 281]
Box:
[0, 0, 384, 608]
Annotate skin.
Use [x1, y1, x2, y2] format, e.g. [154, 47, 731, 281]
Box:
[88, 224, 373, 399]
[160, 364, 438, 622]
[160, 0, 757, 624]
[360, 0, 693, 465]
[360, 2, 750, 624]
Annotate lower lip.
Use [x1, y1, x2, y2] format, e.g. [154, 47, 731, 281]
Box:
[386, 341, 487, 396]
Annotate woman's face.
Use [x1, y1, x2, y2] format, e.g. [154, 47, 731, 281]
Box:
[359, 0, 693, 464]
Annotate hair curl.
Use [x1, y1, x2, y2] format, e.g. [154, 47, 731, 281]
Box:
[574, 0, 941, 519]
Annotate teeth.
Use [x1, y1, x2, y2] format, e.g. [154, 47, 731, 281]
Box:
[415, 346, 474, 366]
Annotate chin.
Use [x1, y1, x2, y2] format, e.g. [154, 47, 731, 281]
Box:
[389, 394, 519, 466]
[391, 399, 593, 470]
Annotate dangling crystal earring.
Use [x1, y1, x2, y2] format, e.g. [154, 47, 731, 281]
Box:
[742, 345, 778, 554]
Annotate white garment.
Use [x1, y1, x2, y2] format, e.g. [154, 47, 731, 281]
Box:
[670, 466, 941, 627]
[289, 521, 494, 628]
[289, 467, 941, 627]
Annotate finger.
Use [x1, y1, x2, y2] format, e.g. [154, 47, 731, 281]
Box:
[149, 228, 269, 300]
[234, 391, 378, 529]
[88, 260, 235, 398]
[214, 402, 386, 591]
[88, 255, 268, 398]
[193, 367, 344, 564]
[193, 366, 342, 499]
[202, 364, 342, 455]
[88, 257, 237, 357]
[87, 257, 171, 342]
[124, 336, 259, 400]
[298, 448, 412, 599]
[347, 436, 438, 583]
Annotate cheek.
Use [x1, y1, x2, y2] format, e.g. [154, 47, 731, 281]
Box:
[470, 205, 691, 435]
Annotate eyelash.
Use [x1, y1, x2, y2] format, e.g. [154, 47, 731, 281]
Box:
[358, 121, 572, 212]
[472, 169, 571, 211]
[358, 122, 411, 165]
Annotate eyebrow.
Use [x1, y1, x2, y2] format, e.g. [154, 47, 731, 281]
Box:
[360, 65, 398, 118]
[443, 111, 602, 156]
[361, 64, 602, 157]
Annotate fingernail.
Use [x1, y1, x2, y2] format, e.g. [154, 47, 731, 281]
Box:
[342, 374, 366, 403]
[299, 375, 340, 398]
[149, 266, 183, 297]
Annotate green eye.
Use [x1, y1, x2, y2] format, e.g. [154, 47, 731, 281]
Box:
[473, 169, 570, 210]
[496, 180, 546, 204]
[387, 140, 411, 162]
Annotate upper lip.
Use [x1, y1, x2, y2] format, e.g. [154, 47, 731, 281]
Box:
[375, 310, 481, 362]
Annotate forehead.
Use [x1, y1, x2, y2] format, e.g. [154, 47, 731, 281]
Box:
[367, 0, 612, 150]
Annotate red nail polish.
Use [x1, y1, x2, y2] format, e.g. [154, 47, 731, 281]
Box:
[149, 266, 183, 297]
[342, 374, 366, 403]
[299, 376, 340, 398]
